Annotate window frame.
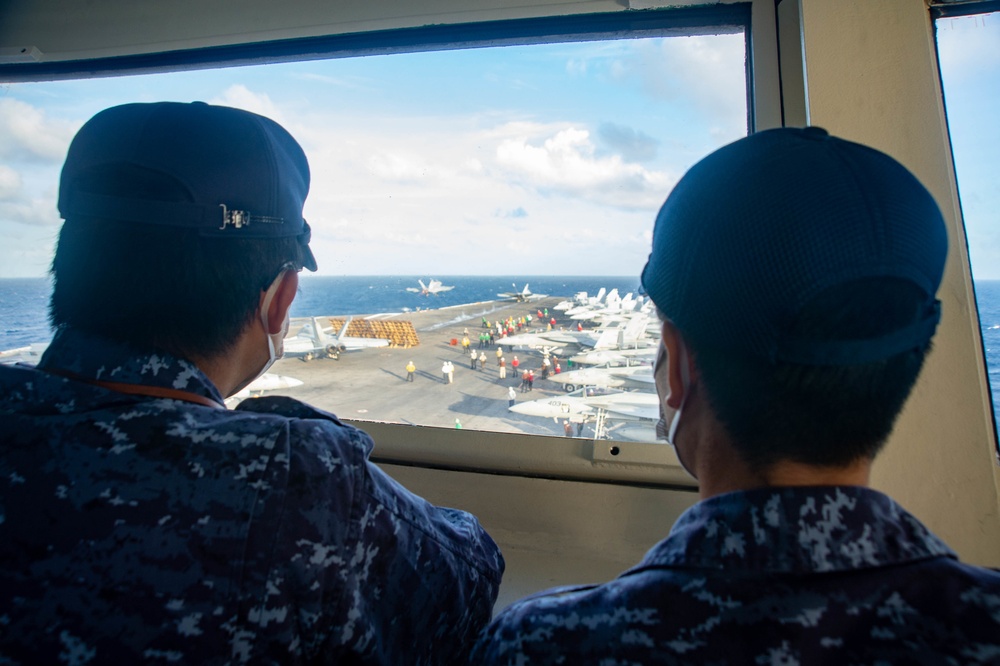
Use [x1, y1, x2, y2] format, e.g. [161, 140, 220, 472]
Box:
[932, 3, 1000, 456]
[1, 2, 773, 488]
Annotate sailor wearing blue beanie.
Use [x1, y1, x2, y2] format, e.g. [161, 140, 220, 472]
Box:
[0, 102, 504, 664]
[471, 128, 1000, 665]
[642, 126, 946, 367]
[642, 126, 948, 459]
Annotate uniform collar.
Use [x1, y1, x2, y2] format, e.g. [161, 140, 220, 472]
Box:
[629, 485, 955, 576]
[37, 327, 226, 407]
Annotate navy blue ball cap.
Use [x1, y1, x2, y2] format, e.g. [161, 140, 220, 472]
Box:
[641, 127, 948, 365]
[58, 101, 317, 271]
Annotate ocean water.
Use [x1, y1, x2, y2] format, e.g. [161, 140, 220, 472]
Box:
[0, 275, 642, 349]
[289, 275, 642, 320]
[0, 277, 53, 351]
[976, 280, 1000, 442]
[3, 275, 999, 441]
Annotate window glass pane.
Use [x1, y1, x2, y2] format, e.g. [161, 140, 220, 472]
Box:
[0, 30, 748, 441]
[936, 12, 1000, 449]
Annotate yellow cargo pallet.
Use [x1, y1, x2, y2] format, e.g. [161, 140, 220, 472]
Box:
[327, 319, 420, 348]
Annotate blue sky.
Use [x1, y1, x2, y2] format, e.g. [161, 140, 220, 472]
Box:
[0, 33, 748, 277]
[0, 16, 996, 279]
[937, 14, 1000, 281]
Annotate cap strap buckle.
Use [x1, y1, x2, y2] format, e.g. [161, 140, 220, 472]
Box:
[219, 204, 285, 230]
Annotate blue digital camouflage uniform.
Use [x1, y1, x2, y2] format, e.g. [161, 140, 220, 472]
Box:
[472, 485, 1000, 665]
[0, 327, 504, 665]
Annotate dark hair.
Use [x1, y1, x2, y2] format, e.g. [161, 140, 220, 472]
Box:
[49, 165, 305, 360]
[686, 278, 932, 470]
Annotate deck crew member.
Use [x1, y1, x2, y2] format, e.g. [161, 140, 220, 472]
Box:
[472, 127, 1000, 663]
[0, 101, 503, 665]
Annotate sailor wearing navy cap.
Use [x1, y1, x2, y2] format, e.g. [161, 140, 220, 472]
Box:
[472, 127, 1000, 664]
[0, 102, 503, 665]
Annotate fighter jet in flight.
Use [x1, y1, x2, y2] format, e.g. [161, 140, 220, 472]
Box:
[406, 278, 454, 296]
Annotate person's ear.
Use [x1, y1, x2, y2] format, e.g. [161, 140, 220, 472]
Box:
[660, 320, 694, 410]
[262, 270, 298, 335]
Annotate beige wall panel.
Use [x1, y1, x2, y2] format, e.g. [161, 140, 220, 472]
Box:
[381, 463, 699, 608]
[798, 0, 1000, 565]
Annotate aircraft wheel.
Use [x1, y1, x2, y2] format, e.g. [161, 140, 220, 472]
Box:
[325, 344, 340, 360]
[563, 384, 576, 392]
[302, 352, 315, 362]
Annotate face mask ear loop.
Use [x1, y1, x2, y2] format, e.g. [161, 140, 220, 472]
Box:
[257, 267, 292, 379]
[666, 342, 692, 446]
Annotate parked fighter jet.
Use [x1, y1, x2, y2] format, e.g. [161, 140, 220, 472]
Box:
[406, 278, 454, 296]
[508, 390, 597, 422]
[502, 314, 653, 355]
[569, 347, 658, 367]
[509, 388, 661, 441]
[283, 316, 390, 361]
[500, 326, 619, 354]
[0, 342, 49, 365]
[225, 372, 304, 407]
[547, 364, 655, 392]
[510, 388, 658, 422]
[498, 283, 546, 302]
[554, 288, 609, 311]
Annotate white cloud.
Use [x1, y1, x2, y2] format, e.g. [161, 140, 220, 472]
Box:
[598, 123, 659, 163]
[0, 166, 22, 200]
[0, 98, 77, 163]
[0, 30, 748, 277]
[0, 165, 61, 228]
[0, 227, 58, 278]
[261, 105, 677, 274]
[209, 85, 289, 127]
[610, 34, 747, 130]
[0, 196, 62, 228]
[566, 59, 588, 77]
[495, 206, 528, 219]
[367, 151, 437, 183]
[494, 126, 674, 209]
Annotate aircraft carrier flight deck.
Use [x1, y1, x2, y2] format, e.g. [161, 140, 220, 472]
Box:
[261, 294, 655, 441]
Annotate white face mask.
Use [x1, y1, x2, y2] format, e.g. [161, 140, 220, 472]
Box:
[654, 339, 691, 446]
[256, 269, 292, 379]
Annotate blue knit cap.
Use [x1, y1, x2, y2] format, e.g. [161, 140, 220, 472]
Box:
[58, 101, 317, 271]
[641, 127, 947, 365]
